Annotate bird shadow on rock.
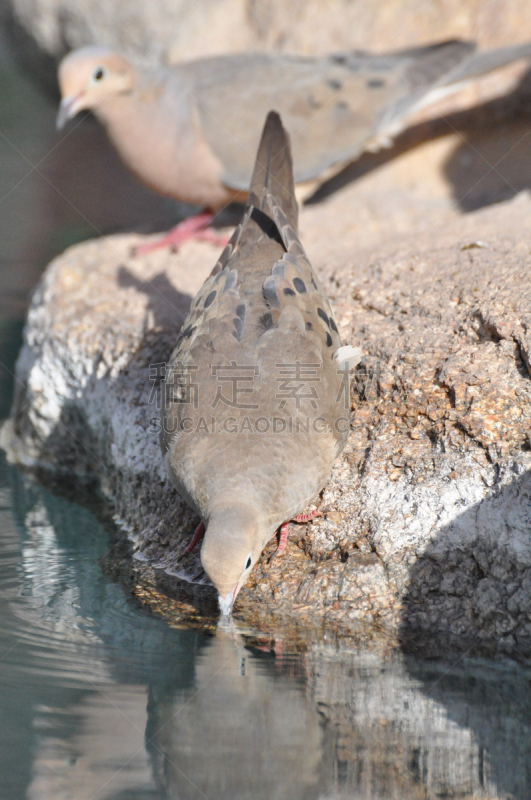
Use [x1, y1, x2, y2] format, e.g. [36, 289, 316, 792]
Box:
[308, 67, 531, 210]
[117, 266, 194, 330]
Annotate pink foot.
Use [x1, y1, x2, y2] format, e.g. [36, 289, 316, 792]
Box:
[133, 212, 229, 256]
[177, 520, 205, 561]
[292, 510, 322, 524]
[272, 509, 322, 558]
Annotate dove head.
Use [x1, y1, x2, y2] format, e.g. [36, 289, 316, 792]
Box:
[57, 46, 135, 129]
[200, 505, 263, 616]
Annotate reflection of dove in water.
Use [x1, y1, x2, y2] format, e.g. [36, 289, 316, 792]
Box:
[160, 111, 360, 613]
[147, 626, 325, 800]
[57, 40, 531, 249]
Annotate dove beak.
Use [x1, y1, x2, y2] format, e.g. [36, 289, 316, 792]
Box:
[56, 93, 85, 130]
[218, 585, 239, 616]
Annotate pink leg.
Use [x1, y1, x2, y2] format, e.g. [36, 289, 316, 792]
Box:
[177, 520, 205, 561]
[133, 212, 229, 256]
[276, 522, 289, 555]
[272, 510, 321, 558]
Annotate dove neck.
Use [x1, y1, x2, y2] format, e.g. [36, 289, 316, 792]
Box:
[205, 503, 261, 539]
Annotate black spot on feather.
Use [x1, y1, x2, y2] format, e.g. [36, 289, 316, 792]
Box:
[236, 304, 246, 321]
[259, 312, 274, 331]
[204, 290, 216, 308]
[330, 318, 338, 333]
[250, 207, 283, 245]
[317, 308, 329, 326]
[326, 332, 333, 347]
[293, 278, 307, 294]
[327, 78, 343, 90]
[283, 288, 296, 297]
[181, 324, 195, 339]
[306, 321, 313, 330]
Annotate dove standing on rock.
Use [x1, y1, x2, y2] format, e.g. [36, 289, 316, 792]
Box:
[160, 111, 360, 614]
[57, 40, 531, 252]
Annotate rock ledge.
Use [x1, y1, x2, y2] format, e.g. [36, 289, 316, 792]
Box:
[3, 189, 531, 652]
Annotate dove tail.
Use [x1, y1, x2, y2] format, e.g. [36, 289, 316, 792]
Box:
[247, 110, 298, 232]
[440, 41, 531, 86]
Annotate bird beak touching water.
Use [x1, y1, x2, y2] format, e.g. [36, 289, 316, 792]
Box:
[218, 585, 239, 616]
[56, 94, 84, 130]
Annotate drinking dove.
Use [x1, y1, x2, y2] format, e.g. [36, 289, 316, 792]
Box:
[160, 111, 360, 614]
[56, 39, 531, 251]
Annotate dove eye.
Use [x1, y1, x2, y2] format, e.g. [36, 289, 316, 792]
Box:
[91, 66, 106, 83]
[244, 554, 252, 570]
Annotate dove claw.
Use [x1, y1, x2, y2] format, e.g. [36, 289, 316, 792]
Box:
[132, 212, 228, 255]
[292, 509, 322, 524]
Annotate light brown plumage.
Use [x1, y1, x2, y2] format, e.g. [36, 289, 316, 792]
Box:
[160, 112, 359, 613]
[57, 40, 531, 209]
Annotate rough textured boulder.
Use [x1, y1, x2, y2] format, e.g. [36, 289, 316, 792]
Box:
[3, 105, 531, 654]
[6, 0, 531, 64]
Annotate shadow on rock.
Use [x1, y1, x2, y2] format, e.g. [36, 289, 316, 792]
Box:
[443, 70, 531, 211]
[400, 461, 531, 660]
[117, 266, 194, 330]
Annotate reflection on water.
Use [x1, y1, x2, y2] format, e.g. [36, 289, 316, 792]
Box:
[0, 453, 530, 800]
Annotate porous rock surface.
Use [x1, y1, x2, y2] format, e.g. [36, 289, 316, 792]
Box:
[2, 143, 531, 652]
[5, 0, 531, 65]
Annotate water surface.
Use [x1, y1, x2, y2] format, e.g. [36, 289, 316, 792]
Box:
[1, 451, 531, 800]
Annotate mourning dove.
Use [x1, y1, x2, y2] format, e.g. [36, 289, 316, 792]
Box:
[160, 111, 360, 614]
[57, 40, 531, 250]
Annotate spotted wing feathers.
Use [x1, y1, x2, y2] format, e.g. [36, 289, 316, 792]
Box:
[261, 189, 341, 354]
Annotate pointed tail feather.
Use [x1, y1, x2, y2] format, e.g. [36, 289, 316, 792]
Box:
[440, 41, 531, 87]
[247, 110, 298, 232]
